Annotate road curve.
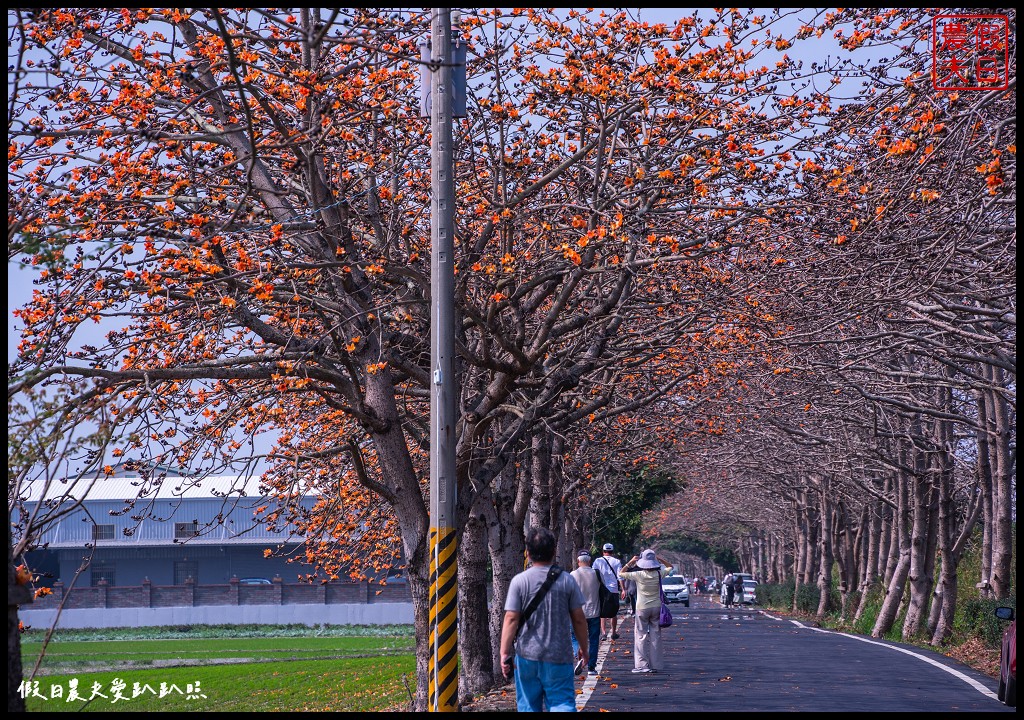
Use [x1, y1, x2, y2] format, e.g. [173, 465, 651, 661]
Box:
[576, 592, 1011, 713]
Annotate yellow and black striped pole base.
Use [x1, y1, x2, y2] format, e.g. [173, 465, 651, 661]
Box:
[428, 526, 458, 711]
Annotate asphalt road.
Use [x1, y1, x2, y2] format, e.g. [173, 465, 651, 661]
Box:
[576, 592, 1012, 713]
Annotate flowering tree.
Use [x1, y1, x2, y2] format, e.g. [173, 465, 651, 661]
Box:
[11, 6, 1011, 703]
[642, 7, 1014, 645]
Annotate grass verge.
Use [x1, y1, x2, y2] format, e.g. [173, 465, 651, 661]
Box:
[19, 624, 416, 712]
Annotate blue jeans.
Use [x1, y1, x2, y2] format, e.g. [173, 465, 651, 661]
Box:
[513, 655, 577, 712]
[571, 617, 601, 671]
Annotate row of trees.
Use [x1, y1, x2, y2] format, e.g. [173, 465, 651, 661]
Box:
[9, 8, 1014, 710]
[648, 7, 1015, 647]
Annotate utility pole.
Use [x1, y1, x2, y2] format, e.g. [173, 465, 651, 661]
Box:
[427, 7, 458, 713]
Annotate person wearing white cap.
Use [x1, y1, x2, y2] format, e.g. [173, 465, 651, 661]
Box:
[594, 543, 623, 640]
[570, 551, 602, 675]
[618, 548, 673, 674]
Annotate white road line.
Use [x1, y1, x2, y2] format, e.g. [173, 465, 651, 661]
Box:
[760, 610, 999, 701]
[576, 635, 612, 709]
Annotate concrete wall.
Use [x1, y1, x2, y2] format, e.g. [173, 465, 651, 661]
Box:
[32, 576, 411, 611]
[20, 602, 414, 629]
[43, 546, 309, 587]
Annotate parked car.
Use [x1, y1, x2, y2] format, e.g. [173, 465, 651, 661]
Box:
[740, 579, 758, 605]
[662, 574, 690, 607]
[238, 577, 272, 585]
[995, 606, 1016, 707]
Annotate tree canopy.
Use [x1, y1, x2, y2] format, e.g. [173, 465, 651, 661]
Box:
[8, 7, 1015, 710]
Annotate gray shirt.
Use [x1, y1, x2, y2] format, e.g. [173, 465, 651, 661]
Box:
[505, 564, 584, 664]
[570, 565, 602, 619]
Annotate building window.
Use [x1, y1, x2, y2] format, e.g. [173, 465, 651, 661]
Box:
[91, 563, 115, 586]
[92, 524, 115, 541]
[174, 521, 199, 539]
[174, 560, 199, 585]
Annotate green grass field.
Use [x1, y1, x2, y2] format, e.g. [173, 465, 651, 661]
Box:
[19, 625, 416, 712]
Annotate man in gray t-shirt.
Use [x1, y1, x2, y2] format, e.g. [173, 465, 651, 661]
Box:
[499, 527, 588, 712]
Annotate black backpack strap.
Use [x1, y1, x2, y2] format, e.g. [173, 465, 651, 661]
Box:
[516, 565, 562, 640]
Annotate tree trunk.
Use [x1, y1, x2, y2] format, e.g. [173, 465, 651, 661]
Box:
[931, 470, 984, 646]
[833, 502, 858, 618]
[365, 377, 431, 710]
[882, 474, 902, 590]
[547, 435, 573, 569]
[901, 430, 936, 642]
[815, 478, 834, 619]
[879, 472, 896, 583]
[792, 495, 806, 613]
[855, 491, 886, 623]
[929, 444, 956, 645]
[768, 533, 783, 584]
[778, 532, 792, 585]
[983, 369, 1014, 599]
[852, 504, 869, 611]
[457, 490, 497, 701]
[527, 430, 551, 531]
[804, 491, 820, 587]
[487, 457, 531, 684]
[975, 382, 995, 599]
[932, 373, 986, 645]
[757, 530, 769, 584]
[873, 468, 911, 638]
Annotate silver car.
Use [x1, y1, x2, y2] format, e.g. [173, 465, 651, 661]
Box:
[662, 574, 690, 607]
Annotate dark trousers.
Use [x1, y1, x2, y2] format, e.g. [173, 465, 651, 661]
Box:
[586, 616, 601, 670]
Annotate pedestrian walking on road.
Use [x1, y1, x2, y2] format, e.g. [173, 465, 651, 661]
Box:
[731, 572, 745, 605]
[618, 548, 673, 674]
[570, 550, 602, 675]
[594, 543, 623, 640]
[723, 572, 735, 607]
[500, 526, 590, 712]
